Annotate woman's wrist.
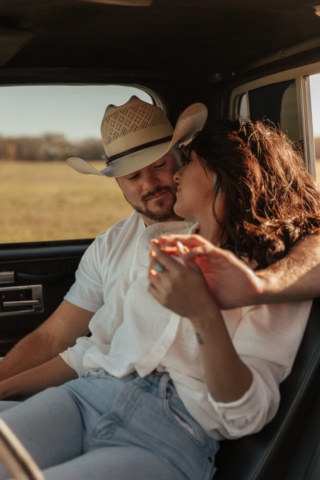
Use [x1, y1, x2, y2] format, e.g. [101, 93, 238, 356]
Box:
[188, 296, 221, 330]
[189, 302, 254, 402]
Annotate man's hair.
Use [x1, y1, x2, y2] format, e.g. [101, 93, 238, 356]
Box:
[189, 120, 320, 269]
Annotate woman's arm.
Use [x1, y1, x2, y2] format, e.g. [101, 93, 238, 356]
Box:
[0, 356, 77, 400]
[148, 244, 253, 404]
[157, 233, 320, 309]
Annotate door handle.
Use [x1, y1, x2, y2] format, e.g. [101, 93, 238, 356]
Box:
[0, 285, 43, 316]
[3, 300, 40, 307]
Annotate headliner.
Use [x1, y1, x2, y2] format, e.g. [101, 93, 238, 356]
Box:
[0, 0, 320, 77]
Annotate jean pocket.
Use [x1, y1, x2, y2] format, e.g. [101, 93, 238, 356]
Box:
[82, 369, 106, 379]
[170, 409, 198, 438]
[164, 396, 208, 453]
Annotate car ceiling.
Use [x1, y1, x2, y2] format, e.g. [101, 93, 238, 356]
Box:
[0, 0, 320, 78]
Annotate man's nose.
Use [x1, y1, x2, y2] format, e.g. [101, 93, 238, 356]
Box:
[142, 170, 160, 190]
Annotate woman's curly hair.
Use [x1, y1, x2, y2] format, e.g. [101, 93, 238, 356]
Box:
[189, 120, 320, 270]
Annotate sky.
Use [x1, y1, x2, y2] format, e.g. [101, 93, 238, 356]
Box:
[0, 85, 152, 141]
[0, 75, 319, 140]
[310, 74, 320, 136]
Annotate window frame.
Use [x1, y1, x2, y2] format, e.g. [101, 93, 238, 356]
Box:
[228, 63, 320, 178]
[0, 82, 165, 245]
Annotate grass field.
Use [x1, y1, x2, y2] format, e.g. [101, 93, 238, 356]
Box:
[2, 160, 320, 244]
[1, 160, 133, 244]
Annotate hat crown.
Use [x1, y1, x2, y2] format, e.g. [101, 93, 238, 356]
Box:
[67, 100, 207, 178]
[100, 96, 173, 159]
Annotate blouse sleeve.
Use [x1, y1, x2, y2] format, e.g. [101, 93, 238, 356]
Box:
[208, 300, 312, 439]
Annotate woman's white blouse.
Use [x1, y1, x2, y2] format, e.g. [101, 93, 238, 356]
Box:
[60, 220, 312, 441]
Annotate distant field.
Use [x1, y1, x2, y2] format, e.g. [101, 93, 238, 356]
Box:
[2, 159, 320, 245]
[317, 159, 320, 185]
[1, 160, 133, 244]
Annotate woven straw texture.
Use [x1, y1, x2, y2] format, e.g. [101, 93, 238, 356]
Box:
[101, 102, 169, 144]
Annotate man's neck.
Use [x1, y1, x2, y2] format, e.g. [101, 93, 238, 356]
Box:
[141, 213, 184, 227]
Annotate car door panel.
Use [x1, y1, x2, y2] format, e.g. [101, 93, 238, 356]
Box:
[0, 242, 90, 355]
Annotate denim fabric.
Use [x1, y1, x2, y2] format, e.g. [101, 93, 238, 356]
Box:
[0, 371, 219, 480]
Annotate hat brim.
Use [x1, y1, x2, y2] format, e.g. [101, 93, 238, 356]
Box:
[67, 102, 208, 178]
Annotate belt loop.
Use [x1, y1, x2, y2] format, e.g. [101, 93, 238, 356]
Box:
[158, 373, 170, 399]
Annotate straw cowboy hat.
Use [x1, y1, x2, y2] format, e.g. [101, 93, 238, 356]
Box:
[67, 96, 208, 178]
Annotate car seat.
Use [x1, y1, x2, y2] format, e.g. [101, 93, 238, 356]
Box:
[214, 296, 320, 480]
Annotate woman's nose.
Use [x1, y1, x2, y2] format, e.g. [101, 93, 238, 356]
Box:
[173, 168, 182, 184]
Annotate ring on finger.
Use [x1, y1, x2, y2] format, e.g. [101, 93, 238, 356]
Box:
[154, 263, 164, 273]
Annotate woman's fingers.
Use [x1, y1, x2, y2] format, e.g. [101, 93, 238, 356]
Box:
[182, 244, 226, 261]
[183, 258, 202, 273]
[157, 234, 209, 248]
[150, 243, 201, 273]
[150, 244, 186, 272]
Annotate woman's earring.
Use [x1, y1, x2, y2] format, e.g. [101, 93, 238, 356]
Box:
[214, 178, 221, 193]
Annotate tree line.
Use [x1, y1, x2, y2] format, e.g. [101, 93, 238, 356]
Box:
[0, 133, 320, 161]
[0, 133, 104, 161]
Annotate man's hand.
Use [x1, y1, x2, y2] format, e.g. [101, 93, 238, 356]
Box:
[0, 300, 93, 382]
[156, 234, 263, 310]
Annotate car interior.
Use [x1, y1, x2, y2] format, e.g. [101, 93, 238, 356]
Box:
[1, 1, 320, 479]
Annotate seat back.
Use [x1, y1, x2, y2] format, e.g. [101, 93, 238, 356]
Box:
[214, 297, 320, 480]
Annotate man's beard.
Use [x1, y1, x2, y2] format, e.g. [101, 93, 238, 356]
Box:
[124, 186, 177, 222]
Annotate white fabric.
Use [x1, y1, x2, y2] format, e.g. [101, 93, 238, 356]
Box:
[64, 210, 145, 312]
[61, 219, 312, 441]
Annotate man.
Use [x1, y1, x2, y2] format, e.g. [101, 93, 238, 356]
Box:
[1, 96, 320, 385]
[0, 96, 208, 383]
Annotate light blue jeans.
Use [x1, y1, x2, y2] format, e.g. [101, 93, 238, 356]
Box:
[0, 371, 219, 480]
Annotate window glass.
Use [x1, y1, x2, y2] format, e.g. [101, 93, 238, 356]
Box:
[239, 94, 249, 121]
[248, 80, 300, 142]
[0, 86, 153, 244]
[310, 74, 320, 188]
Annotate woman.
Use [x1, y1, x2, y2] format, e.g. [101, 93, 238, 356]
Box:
[0, 120, 317, 480]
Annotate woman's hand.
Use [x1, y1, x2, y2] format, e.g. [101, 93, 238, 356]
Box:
[148, 243, 219, 324]
[156, 234, 263, 310]
[148, 242, 253, 403]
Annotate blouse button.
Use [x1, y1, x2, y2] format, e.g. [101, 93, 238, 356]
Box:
[156, 347, 165, 356]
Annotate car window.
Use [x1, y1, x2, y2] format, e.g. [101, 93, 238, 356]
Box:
[250, 80, 300, 142]
[0, 85, 153, 244]
[238, 80, 300, 142]
[231, 68, 320, 178]
[310, 74, 320, 189]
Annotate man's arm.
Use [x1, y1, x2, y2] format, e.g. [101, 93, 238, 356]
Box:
[156, 233, 320, 309]
[0, 356, 77, 399]
[0, 300, 93, 382]
[255, 234, 320, 305]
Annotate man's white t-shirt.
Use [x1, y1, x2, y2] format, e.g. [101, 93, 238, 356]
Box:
[64, 210, 145, 312]
[62, 218, 312, 441]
